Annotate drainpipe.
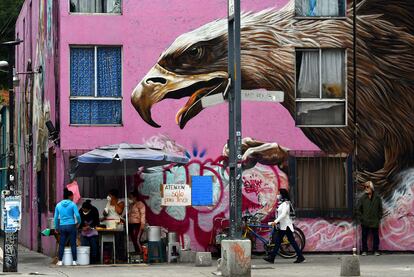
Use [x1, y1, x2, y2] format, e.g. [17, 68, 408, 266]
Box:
[352, 0, 359, 255]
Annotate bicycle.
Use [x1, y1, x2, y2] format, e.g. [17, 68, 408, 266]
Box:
[242, 212, 306, 258]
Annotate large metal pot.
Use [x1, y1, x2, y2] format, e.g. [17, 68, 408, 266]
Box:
[168, 232, 177, 243]
[148, 226, 161, 242]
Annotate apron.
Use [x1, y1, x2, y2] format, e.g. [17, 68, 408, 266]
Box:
[104, 201, 122, 229]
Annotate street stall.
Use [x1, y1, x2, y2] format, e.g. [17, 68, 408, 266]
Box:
[68, 143, 189, 264]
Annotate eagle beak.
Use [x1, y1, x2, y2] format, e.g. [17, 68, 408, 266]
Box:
[131, 63, 228, 128]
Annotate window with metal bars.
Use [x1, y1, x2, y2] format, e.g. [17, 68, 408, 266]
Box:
[288, 152, 353, 218]
[70, 46, 122, 125]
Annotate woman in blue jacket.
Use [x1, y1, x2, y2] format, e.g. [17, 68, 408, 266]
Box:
[54, 188, 81, 266]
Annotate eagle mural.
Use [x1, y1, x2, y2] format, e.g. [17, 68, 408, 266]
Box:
[131, 0, 414, 201]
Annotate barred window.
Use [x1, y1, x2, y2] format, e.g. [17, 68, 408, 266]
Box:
[70, 46, 122, 125]
[289, 152, 353, 218]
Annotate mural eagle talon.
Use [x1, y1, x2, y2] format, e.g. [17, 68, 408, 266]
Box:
[132, 0, 414, 201]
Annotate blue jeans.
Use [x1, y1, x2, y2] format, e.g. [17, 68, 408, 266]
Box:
[81, 235, 99, 264]
[58, 224, 77, 261]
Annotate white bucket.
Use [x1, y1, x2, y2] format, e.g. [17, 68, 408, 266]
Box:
[77, 246, 90, 265]
[63, 247, 73, 265]
[148, 226, 161, 242]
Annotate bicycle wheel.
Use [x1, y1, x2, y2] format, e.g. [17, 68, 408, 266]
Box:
[294, 227, 306, 251]
[279, 230, 304, 259]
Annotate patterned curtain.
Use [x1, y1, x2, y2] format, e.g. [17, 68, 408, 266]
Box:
[70, 47, 122, 125]
[97, 47, 122, 97]
[70, 48, 94, 96]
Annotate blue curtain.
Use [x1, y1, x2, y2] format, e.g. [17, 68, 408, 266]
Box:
[71, 100, 121, 125]
[70, 47, 122, 125]
[97, 47, 122, 97]
[91, 100, 122, 124]
[70, 48, 95, 96]
[309, 0, 317, 16]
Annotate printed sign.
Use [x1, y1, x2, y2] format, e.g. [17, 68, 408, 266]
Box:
[161, 184, 191, 206]
[241, 89, 284, 102]
[191, 176, 213, 206]
[2, 196, 22, 233]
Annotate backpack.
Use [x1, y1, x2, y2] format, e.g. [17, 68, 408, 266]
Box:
[289, 201, 296, 220]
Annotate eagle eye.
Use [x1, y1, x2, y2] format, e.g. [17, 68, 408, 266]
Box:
[187, 46, 204, 60]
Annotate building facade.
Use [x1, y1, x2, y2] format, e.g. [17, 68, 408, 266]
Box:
[13, 0, 414, 256]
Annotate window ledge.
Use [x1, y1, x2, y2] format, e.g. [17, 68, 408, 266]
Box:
[295, 98, 346, 101]
[294, 16, 347, 20]
[69, 124, 123, 127]
[70, 97, 123, 100]
[69, 12, 122, 16]
[296, 125, 348, 128]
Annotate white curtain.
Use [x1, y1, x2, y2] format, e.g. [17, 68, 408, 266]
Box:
[295, 0, 310, 16]
[321, 50, 344, 98]
[316, 0, 339, 16]
[71, 0, 102, 13]
[296, 102, 345, 125]
[295, 0, 339, 16]
[297, 51, 319, 98]
[105, 0, 122, 13]
[71, 0, 120, 13]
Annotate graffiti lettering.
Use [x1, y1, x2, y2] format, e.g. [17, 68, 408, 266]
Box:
[243, 176, 263, 195]
[3, 232, 18, 270]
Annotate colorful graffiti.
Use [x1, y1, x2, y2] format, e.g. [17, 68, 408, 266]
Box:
[131, 0, 414, 203]
[135, 135, 414, 252]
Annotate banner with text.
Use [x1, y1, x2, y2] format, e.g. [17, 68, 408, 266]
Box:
[161, 184, 191, 206]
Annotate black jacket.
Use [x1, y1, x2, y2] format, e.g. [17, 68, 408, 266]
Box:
[78, 206, 100, 229]
[357, 193, 383, 228]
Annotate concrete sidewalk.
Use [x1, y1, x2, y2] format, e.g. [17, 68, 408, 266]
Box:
[1, 245, 413, 277]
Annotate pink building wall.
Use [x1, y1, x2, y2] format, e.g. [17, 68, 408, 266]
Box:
[14, 0, 414, 256]
[58, 0, 316, 154]
[15, 0, 60, 255]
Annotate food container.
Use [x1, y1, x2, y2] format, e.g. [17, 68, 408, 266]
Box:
[148, 226, 161, 242]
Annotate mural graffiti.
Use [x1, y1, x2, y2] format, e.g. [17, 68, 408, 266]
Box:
[131, 0, 414, 204]
[136, 135, 414, 252]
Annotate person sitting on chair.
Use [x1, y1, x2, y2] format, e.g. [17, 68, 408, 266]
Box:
[79, 200, 100, 264]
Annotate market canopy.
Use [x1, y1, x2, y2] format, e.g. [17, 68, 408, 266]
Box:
[71, 142, 189, 177]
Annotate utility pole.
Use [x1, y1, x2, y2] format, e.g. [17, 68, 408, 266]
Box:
[228, 0, 242, 240]
[221, 1, 251, 276]
[1, 39, 22, 273]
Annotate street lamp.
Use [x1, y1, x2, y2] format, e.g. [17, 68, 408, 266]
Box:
[1, 39, 23, 273]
